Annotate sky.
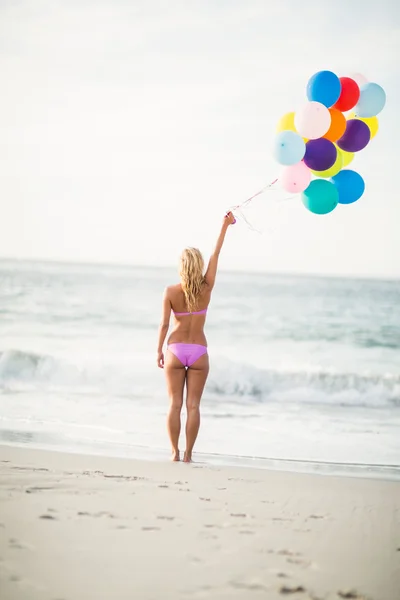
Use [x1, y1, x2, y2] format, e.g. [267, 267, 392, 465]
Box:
[0, 0, 399, 278]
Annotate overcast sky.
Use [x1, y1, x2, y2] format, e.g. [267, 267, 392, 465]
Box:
[0, 0, 399, 278]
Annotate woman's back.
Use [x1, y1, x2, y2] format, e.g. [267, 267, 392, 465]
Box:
[169, 282, 210, 313]
[167, 283, 210, 345]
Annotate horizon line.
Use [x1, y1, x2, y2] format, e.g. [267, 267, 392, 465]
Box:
[0, 255, 399, 283]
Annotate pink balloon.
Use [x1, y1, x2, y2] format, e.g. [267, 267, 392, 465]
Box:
[294, 101, 331, 139]
[350, 72, 368, 87]
[280, 161, 311, 193]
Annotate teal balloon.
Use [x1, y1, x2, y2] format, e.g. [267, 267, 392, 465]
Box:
[331, 169, 365, 204]
[273, 130, 306, 166]
[301, 179, 338, 215]
[355, 83, 386, 118]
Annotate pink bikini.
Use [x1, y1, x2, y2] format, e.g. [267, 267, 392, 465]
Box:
[168, 308, 208, 367]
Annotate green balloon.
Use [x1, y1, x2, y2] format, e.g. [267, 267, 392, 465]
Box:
[301, 179, 338, 215]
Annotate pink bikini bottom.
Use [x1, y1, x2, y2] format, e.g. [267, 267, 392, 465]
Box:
[168, 343, 208, 367]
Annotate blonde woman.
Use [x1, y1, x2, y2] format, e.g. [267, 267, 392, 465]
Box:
[157, 212, 236, 462]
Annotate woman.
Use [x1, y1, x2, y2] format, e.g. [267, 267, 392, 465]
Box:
[157, 211, 236, 462]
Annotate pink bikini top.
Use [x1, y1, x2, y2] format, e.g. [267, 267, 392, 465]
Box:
[173, 308, 208, 317]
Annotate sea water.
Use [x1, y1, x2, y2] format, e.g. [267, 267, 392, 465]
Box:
[1, 259, 399, 477]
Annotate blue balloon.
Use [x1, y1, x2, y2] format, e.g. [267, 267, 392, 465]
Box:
[301, 179, 338, 215]
[331, 169, 365, 204]
[273, 130, 306, 166]
[355, 83, 386, 118]
[307, 70, 341, 108]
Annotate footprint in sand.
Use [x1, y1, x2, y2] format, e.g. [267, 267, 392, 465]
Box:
[39, 514, 57, 520]
[103, 474, 144, 481]
[9, 539, 34, 550]
[77, 511, 115, 519]
[187, 555, 202, 563]
[158, 484, 169, 488]
[230, 513, 247, 518]
[279, 585, 305, 594]
[337, 591, 366, 599]
[278, 550, 302, 557]
[200, 532, 218, 540]
[199, 497, 211, 502]
[12, 466, 49, 472]
[26, 486, 55, 494]
[287, 558, 312, 567]
[157, 516, 175, 521]
[141, 526, 161, 531]
[230, 581, 268, 592]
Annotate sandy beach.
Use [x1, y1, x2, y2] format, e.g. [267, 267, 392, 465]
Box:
[0, 445, 399, 600]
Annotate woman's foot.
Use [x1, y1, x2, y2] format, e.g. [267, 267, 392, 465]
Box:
[183, 451, 192, 463]
[171, 450, 180, 462]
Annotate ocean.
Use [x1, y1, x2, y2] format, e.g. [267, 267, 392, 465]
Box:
[1, 259, 399, 478]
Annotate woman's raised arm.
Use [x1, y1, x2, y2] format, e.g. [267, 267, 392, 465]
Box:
[204, 211, 235, 289]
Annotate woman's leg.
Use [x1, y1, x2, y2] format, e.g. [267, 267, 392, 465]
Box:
[164, 351, 186, 461]
[184, 353, 209, 462]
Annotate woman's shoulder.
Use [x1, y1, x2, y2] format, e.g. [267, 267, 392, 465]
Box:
[165, 283, 182, 298]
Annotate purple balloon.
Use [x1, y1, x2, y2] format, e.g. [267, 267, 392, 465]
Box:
[303, 138, 337, 171]
[337, 119, 370, 152]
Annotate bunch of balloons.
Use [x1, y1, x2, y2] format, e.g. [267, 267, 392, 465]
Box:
[273, 71, 386, 214]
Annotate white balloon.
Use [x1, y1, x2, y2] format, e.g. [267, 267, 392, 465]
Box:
[294, 101, 331, 140]
[350, 73, 368, 87]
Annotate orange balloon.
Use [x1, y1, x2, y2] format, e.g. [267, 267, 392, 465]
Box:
[323, 108, 346, 142]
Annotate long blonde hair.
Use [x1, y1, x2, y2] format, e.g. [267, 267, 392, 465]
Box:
[179, 247, 205, 313]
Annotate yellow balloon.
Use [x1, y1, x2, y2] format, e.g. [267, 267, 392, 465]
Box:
[338, 146, 354, 167]
[349, 112, 379, 139]
[311, 149, 343, 179]
[277, 112, 296, 133]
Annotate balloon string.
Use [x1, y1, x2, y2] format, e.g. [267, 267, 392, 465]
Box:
[229, 178, 279, 213]
[227, 177, 279, 233]
[237, 208, 263, 234]
[228, 179, 300, 234]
